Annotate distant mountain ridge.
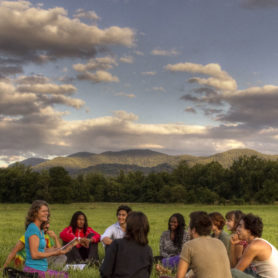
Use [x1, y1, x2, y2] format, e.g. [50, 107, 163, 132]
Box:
[16, 148, 278, 176]
[11, 157, 48, 167]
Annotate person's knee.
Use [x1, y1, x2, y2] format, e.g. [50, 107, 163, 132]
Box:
[231, 268, 254, 278]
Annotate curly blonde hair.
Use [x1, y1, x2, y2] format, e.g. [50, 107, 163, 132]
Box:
[25, 200, 50, 230]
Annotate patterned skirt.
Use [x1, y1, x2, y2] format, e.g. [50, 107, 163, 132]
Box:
[24, 266, 68, 278]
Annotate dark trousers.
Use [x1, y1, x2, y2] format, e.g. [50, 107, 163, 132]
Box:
[65, 233, 99, 264]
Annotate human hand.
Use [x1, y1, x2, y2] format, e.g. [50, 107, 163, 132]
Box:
[47, 230, 57, 238]
[80, 238, 90, 248]
[230, 233, 241, 245]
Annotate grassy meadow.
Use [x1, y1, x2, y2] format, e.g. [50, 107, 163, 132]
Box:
[1, 203, 278, 277]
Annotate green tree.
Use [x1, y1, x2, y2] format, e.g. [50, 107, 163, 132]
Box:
[48, 167, 73, 203]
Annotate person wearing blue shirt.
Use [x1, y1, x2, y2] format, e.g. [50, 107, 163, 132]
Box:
[25, 222, 47, 271]
[23, 200, 71, 278]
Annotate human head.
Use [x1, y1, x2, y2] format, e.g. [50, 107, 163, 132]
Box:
[209, 212, 225, 232]
[225, 210, 244, 232]
[125, 211, 149, 246]
[168, 213, 185, 232]
[70, 211, 88, 234]
[42, 220, 50, 234]
[237, 213, 263, 240]
[116, 205, 132, 225]
[25, 200, 49, 230]
[189, 211, 212, 236]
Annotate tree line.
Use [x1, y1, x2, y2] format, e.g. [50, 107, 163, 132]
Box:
[1, 155, 278, 204]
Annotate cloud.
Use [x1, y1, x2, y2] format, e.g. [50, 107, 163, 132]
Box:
[165, 62, 237, 91]
[0, 75, 84, 116]
[219, 85, 278, 127]
[0, 65, 23, 76]
[151, 49, 179, 56]
[182, 94, 222, 105]
[16, 75, 50, 84]
[152, 86, 166, 92]
[0, 1, 134, 63]
[141, 71, 156, 76]
[119, 55, 134, 64]
[73, 56, 119, 83]
[115, 92, 136, 98]
[73, 56, 117, 72]
[17, 83, 77, 95]
[241, 0, 278, 9]
[3, 106, 278, 165]
[77, 70, 119, 83]
[185, 107, 197, 113]
[165, 61, 278, 132]
[134, 50, 144, 56]
[73, 8, 100, 21]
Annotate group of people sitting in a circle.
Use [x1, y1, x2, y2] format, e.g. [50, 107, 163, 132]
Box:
[2, 200, 278, 278]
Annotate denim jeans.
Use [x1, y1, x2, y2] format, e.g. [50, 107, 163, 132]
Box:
[231, 268, 262, 278]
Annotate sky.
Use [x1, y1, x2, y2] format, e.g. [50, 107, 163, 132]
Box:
[1, 0, 278, 166]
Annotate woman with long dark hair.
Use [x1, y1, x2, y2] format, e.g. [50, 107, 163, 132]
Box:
[23, 200, 69, 278]
[100, 211, 153, 278]
[60, 211, 100, 264]
[159, 213, 188, 269]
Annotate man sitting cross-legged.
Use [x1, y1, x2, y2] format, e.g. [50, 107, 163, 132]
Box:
[176, 211, 232, 278]
[231, 213, 278, 278]
[101, 205, 132, 249]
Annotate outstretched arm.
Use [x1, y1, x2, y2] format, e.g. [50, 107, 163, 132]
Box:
[29, 235, 66, 259]
[2, 240, 25, 268]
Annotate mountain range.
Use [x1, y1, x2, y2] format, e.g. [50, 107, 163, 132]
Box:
[14, 148, 278, 176]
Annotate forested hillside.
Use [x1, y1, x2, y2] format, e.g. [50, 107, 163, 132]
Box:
[1, 155, 278, 204]
[22, 148, 278, 176]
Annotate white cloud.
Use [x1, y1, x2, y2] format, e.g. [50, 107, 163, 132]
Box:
[77, 70, 119, 83]
[165, 62, 237, 91]
[134, 50, 144, 56]
[73, 9, 100, 21]
[17, 83, 77, 95]
[0, 75, 84, 116]
[0, 1, 135, 62]
[2, 106, 278, 165]
[152, 86, 166, 92]
[151, 49, 179, 56]
[141, 71, 156, 76]
[73, 56, 117, 72]
[119, 55, 134, 64]
[115, 92, 136, 98]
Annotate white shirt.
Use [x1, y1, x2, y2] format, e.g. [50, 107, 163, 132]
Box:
[252, 238, 278, 278]
[101, 222, 125, 245]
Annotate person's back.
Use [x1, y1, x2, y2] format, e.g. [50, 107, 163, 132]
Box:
[100, 211, 153, 278]
[180, 236, 232, 278]
[100, 238, 153, 278]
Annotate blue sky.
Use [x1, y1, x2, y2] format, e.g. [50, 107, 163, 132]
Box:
[1, 0, 278, 166]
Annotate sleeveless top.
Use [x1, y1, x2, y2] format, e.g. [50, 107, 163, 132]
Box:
[251, 238, 278, 278]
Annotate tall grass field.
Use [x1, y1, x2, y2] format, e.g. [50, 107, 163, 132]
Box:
[1, 203, 278, 277]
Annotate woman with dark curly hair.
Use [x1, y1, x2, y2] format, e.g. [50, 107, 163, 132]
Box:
[23, 200, 69, 278]
[60, 211, 100, 264]
[159, 213, 188, 269]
